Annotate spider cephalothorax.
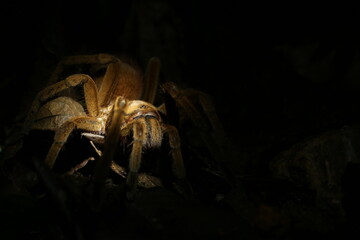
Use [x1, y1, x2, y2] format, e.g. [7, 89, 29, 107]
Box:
[116, 99, 163, 148]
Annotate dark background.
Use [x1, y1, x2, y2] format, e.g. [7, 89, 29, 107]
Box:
[1, 1, 360, 239]
[2, 1, 360, 166]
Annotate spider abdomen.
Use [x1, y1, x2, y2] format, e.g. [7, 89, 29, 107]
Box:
[32, 96, 86, 130]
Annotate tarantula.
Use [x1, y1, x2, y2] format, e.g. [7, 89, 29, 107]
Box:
[20, 53, 228, 198]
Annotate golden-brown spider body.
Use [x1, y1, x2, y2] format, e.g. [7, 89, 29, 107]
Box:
[15, 51, 234, 201]
[21, 54, 191, 197]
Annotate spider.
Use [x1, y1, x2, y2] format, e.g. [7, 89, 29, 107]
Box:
[20, 53, 228, 198]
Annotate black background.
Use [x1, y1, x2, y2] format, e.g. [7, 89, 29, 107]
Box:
[1, 1, 360, 239]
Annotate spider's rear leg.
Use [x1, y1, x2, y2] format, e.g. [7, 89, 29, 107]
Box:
[162, 82, 237, 188]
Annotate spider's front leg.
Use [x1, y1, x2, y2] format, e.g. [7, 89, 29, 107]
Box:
[126, 121, 193, 198]
[126, 121, 145, 196]
[93, 96, 127, 201]
[125, 116, 164, 198]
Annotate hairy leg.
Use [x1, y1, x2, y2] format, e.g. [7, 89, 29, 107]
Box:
[126, 121, 145, 197]
[92, 96, 126, 202]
